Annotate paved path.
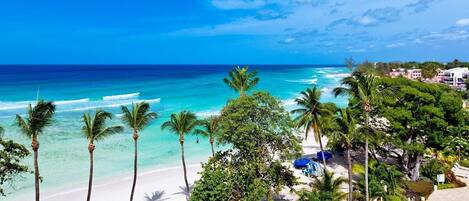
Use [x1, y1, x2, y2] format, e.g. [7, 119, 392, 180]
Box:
[427, 178, 469, 201]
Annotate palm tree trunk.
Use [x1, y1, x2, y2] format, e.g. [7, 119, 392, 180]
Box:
[87, 144, 94, 201]
[180, 140, 190, 196]
[364, 112, 370, 201]
[210, 137, 215, 157]
[129, 131, 138, 201]
[318, 133, 327, 168]
[32, 139, 40, 201]
[347, 144, 353, 201]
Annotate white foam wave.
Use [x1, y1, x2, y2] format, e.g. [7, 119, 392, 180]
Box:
[196, 110, 220, 118]
[0, 101, 34, 111]
[55, 98, 90, 105]
[286, 78, 318, 84]
[102, 93, 140, 101]
[321, 87, 332, 93]
[325, 73, 350, 79]
[282, 99, 297, 107]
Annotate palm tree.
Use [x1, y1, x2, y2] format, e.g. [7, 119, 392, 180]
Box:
[332, 108, 357, 201]
[195, 116, 221, 157]
[82, 110, 123, 201]
[223, 65, 260, 96]
[292, 86, 331, 167]
[15, 100, 56, 201]
[121, 102, 158, 201]
[299, 170, 347, 201]
[161, 111, 198, 196]
[333, 71, 380, 201]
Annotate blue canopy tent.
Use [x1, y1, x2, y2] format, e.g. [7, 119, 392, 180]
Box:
[316, 151, 333, 161]
[293, 158, 311, 168]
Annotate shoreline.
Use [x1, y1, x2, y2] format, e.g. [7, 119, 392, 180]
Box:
[10, 163, 204, 201]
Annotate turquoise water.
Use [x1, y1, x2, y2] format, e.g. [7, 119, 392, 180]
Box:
[0, 65, 349, 199]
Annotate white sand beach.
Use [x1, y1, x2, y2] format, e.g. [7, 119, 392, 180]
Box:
[11, 137, 349, 201]
[35, 164, 203, 201]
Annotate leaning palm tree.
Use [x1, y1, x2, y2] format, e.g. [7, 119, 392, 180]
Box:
[194, 116, 221, 157]
[333, 71, 380, 201]
[332, 108, 357, 201]
[292, 86, 331, 167]
[15, 100, 56, 201]
[82, 110, 123, 201]
[161, 111, 198, 196]
[121, 102, 158, 201]
[223, 65, 260, 96]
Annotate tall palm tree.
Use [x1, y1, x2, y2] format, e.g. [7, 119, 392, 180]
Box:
[299, 170, 347, 201]
[332, 108, 357, 201]
[161, 111, 198, 196]
[195, 116, 221, 157]
[82, 110, 123, 201]
[223, 65, 260, 96]
[15, 100, 56, 201]
[292, 86, 331, 167]
[333, 71, 380, 201]
[121, 102, 158, 201]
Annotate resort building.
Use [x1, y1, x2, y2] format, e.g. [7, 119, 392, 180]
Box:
[389, 68, 422, 80]
[442, 67, 469, 89]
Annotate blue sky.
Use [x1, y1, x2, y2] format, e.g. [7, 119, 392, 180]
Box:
[1, 0, 469, 64]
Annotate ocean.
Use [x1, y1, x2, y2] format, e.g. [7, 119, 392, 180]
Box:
[0, 65, 349, 199]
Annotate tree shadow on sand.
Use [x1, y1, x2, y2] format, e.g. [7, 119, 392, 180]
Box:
[173, 184, 194, 200]
[144, 190, 168, 201]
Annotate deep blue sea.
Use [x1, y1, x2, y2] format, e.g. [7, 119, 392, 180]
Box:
[0, 65, 349, 199]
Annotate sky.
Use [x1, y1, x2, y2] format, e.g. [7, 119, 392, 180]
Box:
[1, 0, 469, 64]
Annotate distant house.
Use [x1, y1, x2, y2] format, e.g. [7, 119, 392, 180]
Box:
[389, 67, 468, 90]
[442, 67, 469, 89]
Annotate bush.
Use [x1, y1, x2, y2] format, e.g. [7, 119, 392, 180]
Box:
[460, 159, 469, 168]
[421, 159, 445, 183]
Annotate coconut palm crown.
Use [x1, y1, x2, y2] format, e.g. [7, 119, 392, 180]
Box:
[223, 65, 260, 96]
[195, 116, 221, 157]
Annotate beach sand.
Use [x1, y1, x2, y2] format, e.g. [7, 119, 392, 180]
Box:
[12, 137, 349, 201]
[37, 164, 203, 201]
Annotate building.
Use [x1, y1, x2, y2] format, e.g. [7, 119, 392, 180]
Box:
[407, 69, 422, 80]
[441, 67, 469, 89]
[389, 68, 407, 78]
[389, 68, 421, 80]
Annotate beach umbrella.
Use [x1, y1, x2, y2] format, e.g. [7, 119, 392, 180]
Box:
[294, 158, 311, 168]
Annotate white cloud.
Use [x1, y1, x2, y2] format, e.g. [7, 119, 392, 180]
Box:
[456, 18, 469, 27]
[211, 0, 268, 10]
[423, 30, 469, 41]
[281, 37, 296, 44]
[386, 42, 405, 48]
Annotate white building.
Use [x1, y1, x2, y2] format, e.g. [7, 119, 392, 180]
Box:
[442, 67, 469, 89]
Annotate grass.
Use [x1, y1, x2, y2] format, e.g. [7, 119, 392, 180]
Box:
[460, 159, 469, 168]
[406, 180, 434, 198]
[437, 183, 458, 190]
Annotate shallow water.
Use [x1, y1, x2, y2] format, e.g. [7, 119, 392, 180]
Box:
[0, 65, 349, 199]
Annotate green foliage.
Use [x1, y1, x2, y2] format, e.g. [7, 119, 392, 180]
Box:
[0, 131, 30, 196]
[161, 111, 198, 141]
[406, 180, 434, 198]
[191, 92, 301, 200]
[377, 77, 466, 180]
[421, 159, 445, 183]
[298, 170, 347, 201]
[356, 161, 406, 201]
[121, 102, 157, 132]
[82, 110, 123, 143]
[15, 100, 56, 139]
[421, 63, 440, 79]
[223, 65, 259, 96]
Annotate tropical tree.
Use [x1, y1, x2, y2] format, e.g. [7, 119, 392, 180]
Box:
[331, 108, 357, 201]
[421, 62, 440, 79]
[298, 170, 347, 201]
[0, 126, 30, 197]
[292, 86, 332, 167]
[334, 71, 380, 201]
[121, 102, 158, 201]
[82, 110, 123, 201]
[195, 116, 221, 157]
[161, 111, 198, 197]
[223, 65, 260, 96]
[15, 100, 56, 201]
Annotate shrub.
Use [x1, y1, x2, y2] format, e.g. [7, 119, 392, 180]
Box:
[460, 159, 469, 168]
[421, 159, 445, 183]
[437, 183, 457, 190]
